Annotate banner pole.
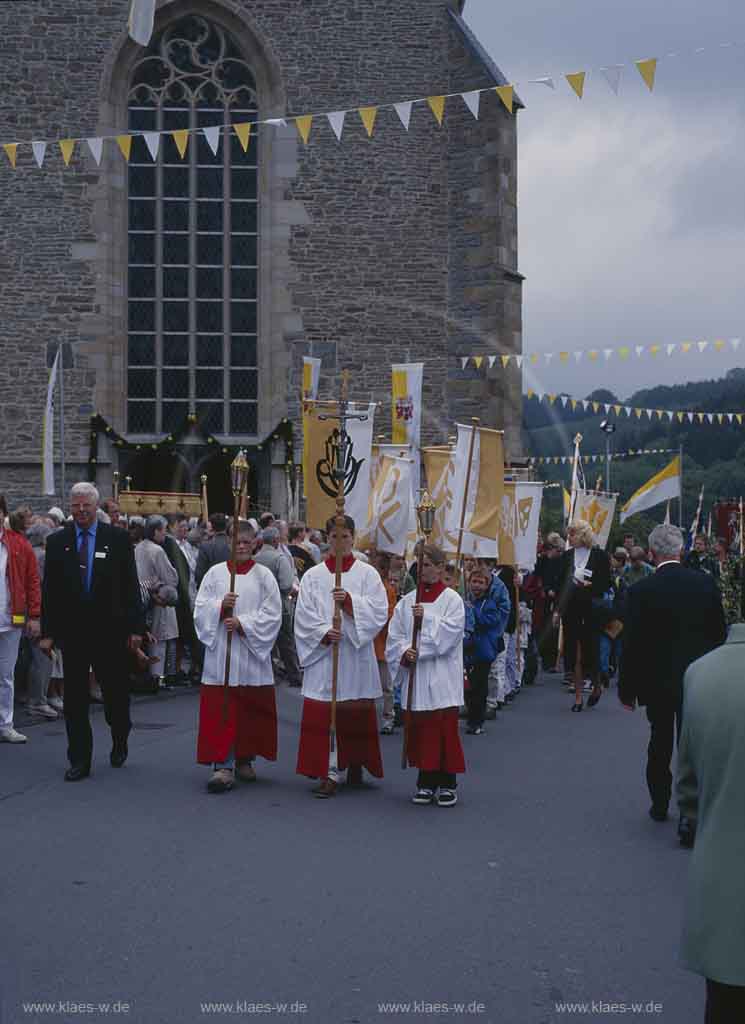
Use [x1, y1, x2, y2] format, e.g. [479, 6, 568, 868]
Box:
[455, 418, 480, 584]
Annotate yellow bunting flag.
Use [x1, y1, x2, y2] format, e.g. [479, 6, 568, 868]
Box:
[592, 402, 600, 413]
[527, 388, 535, 399]
[681, 342, 693, 353]
[495, 85, 514, 114]
[116, 135, 132, 161]
[714, 339, 726, 352]
[677, 412, 684, 423]
[501, 355, 511, 368]
[3, 143, 17, 168]
[697, 413, 705, 423]
[427, 95, 445, 126]
[59, 139, 75, 166]
[588, 350, 599, 361]
[548, 394, 556, 405]
[619, 346, 630, 359]
[613, 405, 622, 416]
[737, 414, 743, 426]
[566, 72, 586, 99]
[634, 408, 643, 419]
[473, 355, 484, 369]
[172, 130, 189, 159]
[717, 414, 724, 424]
[559, 351, 569, 363]
[636, 58, 658, 92]
[233, 122, 251, 152]
[649, 345, 660, 356]
[358, 106, 378, 137]
[570, 399, 578, 411]
[295, 116, 313, 144]
[530, 354, 539, 365]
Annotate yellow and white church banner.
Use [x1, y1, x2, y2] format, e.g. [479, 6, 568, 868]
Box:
[358, 453, 413, 556]
[620, 456, 681, 523]
[303, 402, 375, 528]
[444, 423, 505, 544]
[391, 363, 423, 491]
[573, 489, 617, 548]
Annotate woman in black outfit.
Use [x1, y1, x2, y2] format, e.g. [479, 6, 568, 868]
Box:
[557, 520, 612, 712]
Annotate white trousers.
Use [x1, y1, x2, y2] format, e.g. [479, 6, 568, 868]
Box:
[0, 628, 22, 730]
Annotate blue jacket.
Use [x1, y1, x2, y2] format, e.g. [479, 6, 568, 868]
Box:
[464, 576, 511, 666]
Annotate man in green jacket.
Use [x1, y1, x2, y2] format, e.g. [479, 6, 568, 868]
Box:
[677, 623, 745, 1022]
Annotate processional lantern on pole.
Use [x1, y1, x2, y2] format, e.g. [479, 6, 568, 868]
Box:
[221, 450, 249, 722]
[401, 489, 436, 770]
[317, 371, 368, 773]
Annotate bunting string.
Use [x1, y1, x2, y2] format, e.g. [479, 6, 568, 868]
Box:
[460, 337, 742, 370]
[524, 389, 745, 427]
[529, 448, 679, 466]
[2, 37, 745, 170]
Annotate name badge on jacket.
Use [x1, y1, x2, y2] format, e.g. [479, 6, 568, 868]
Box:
[95, 552, 107, 559]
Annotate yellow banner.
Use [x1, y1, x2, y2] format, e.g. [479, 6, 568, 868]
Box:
[468, 427, 505, 541]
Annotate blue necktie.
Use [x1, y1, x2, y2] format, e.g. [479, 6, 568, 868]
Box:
[79, 530, 90, 591]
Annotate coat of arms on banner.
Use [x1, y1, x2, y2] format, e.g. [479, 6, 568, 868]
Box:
[584, 496, 609, 536]
[394, 395, 414, 423]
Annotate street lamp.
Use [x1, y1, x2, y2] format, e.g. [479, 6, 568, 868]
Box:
[599, 420, 616, 492]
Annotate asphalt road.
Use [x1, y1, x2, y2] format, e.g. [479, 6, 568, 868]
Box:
[1, 675, 701, 1024]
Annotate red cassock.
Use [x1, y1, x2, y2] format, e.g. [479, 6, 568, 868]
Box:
[197, 685, 278, 765]
[405, 708, 465, 774]
[296, 698, 384, 779]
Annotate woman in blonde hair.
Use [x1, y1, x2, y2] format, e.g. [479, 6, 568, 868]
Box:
[557, 519, 611, 712]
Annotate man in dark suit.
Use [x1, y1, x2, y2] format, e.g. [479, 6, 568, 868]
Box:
[619, 523, 726, 837]
[40, 483, 145, 781]
[195, 513, 230, 590]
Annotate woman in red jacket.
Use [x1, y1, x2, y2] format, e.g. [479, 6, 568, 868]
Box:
[0, 494, 42, 743]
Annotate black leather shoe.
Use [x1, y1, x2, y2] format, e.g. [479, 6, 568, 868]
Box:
[678, 817, 696, 848]
[64, 765, 91, 782]
[649, 805, 668, 822]
[110, 741, 128, 768]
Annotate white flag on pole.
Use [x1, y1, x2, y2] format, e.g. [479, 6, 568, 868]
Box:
[128, 0, 156, 47]
[42, 347, 61, 496]
[574, 489, 617, 548]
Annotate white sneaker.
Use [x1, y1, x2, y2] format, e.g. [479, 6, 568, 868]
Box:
[27, 703, 58, 720]
[47, 697, 64, 712]
[0, 728, 28, 743]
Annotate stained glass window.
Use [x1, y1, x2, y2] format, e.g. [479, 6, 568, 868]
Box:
[127, 15, 259, 436]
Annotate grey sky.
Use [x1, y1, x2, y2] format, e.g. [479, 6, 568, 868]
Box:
[464, 0, 745, 403]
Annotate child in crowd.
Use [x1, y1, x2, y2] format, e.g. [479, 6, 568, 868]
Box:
[463, 565, 510, 734]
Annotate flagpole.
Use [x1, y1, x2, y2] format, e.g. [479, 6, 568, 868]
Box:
[569, 433, 582, 523]
[455, 417, 479, 581]
[59, 343, 66, 500]
[678, 442, 684, 529]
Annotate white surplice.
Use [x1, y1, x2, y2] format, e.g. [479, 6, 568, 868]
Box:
[386, 588, 466, 711]
[194, 562, 282, 687]
[294, 559, 389, 702]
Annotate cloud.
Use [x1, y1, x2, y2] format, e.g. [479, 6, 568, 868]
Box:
[463, 0, 745, 397]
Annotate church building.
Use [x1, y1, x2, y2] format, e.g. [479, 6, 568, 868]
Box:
[0, 0, 522, 513]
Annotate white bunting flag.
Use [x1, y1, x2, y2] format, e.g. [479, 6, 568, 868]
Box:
[573, 351, 583, 362]
[461, 357, 469, 369]
[624, 407, 632, 416]
[265, 118, 288, 129]
[203, 125, 221, 155]
[698, 341, 709, 353]
[143, 132, 160, 161]
[394, 101, 413, 131]
[530, 77, 556, 89]
[687, 412, 694, 423]
[515, 355, 523, 369]
[707, 413, 714, 424]
[604, 404, 611, 414]
[560, 396, 569, 408]
[727, 413, 734, 423]
[86, 138, 104, 166]
[667, 344, 677, 356]
[600, 65, 624, 94]
[32, 141, 47, 168]
[545, 353, 554, 364]
[327, 111, 346, 141]
[461, 91, 481, 119]
[128, 0, 156, 47]
[604, 349, 613, 361]
[635, 345, 645, 357]
[488, 355, 497, 368]
[731, 338, 742, 351]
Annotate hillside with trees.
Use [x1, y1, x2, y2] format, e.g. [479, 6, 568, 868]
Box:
[523, 368, 745, 546]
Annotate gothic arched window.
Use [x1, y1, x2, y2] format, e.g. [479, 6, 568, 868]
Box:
[126, 15, 258, 437]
